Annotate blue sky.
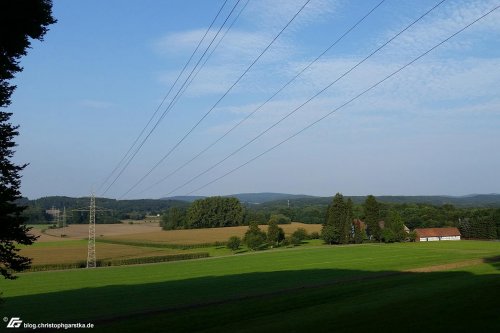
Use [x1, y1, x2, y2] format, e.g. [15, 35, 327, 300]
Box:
[9, 0, 500, 199]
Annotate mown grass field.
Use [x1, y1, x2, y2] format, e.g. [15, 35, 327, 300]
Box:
[1, 241, 499, 332]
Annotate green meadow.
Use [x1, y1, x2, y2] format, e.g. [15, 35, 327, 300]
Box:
[1, 241, 499, 332]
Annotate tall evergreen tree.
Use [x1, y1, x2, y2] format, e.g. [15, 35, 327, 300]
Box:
[323, 193, 351, 244]
[0, 0, 56, 279]
[364, 195, 381, 241]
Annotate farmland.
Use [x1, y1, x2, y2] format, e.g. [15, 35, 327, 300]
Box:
[22, 222, 321, 267]
[2, 241, 499, 332]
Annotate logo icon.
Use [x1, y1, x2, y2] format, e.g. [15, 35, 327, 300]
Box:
[6, 317, 22, 328]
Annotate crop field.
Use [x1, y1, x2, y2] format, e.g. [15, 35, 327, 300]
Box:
[20, 240, 187, 265]
[102, 222, 322, 244]
[39, 222, 321, 244]
[21, 223, 322, 267]
[2, 241, 499, 332]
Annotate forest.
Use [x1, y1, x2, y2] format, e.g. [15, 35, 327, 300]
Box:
[21, 194, 500, 239]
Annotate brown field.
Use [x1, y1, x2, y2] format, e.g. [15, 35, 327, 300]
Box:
[21, 242, 181, 265]
[23, 223, 322, 265]
[41, 222, 162, 241]
[39, 222, 322, 245]
[104, 222, 322, 244]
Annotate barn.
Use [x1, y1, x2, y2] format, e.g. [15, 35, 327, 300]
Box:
[414, 227, 461, 242]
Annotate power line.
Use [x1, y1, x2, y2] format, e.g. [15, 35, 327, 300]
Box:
[119, 0, 312, 199]
[163, 0, 447, 196]
[136, 0, 387, 196]
[184, 3, 500, 196]
[101, 0, 242, 196]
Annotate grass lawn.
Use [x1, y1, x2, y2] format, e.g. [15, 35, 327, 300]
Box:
[1, 241, 498, 332]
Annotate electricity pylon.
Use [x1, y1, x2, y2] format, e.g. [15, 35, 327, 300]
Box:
[72, 194, 110, 268]
[87, 194, 96, 268]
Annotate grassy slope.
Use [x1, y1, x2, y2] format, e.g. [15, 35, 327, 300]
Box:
[1, 241, 499, 332]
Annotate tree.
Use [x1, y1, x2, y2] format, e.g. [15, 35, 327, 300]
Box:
[385, 210, 407, 242]
[226, 236, 242, 251]
[186, 197, 244, 229]
[268, 214, 291, 225]
[324, 193, 351, 244]
[244, 222, 267, 250]
[0, 1, 56, 279]
[321, 224, 340, 245]
[364, 195, 381, 241]
[353, 222, 365, 244]
[161, 207, 187, 230]
[267, 219, 285, 247]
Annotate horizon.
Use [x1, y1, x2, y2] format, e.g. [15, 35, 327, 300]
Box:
[25, 191, 500, 202]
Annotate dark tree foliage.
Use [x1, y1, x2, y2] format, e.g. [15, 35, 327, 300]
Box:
[161, 207, 187, 230]
[186, 197, 244, 229]
[268, 213, 291, 225]
[267, 219, 285, 246]
[383, 210, 407, 243]
[364, 195, 381, 241]
[244, 222, 267, 250]
[0, 0, 56, 279]
[321, 224, 340, 245]
[0, 1, 56, 107]
[291, 228, 308, 243]
[226, 236, 241, 251]
[323, 193, 351, 244]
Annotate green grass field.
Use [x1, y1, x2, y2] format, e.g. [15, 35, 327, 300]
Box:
[1, 241, 499, 332]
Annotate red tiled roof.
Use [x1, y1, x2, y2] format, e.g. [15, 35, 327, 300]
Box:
[415, 227, 461, 237]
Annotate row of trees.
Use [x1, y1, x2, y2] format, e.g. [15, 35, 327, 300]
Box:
[321, 194, 408, 244]
[227, 221, 312, 251]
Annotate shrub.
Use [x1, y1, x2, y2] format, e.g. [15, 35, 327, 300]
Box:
[244, 222, 267, 250]
[292, 228, 308, 242]
[408, 230, 417, 242]
[227, 236, 242, 251]
[267, 220, 285, 247]
[309, 231, 320, 239]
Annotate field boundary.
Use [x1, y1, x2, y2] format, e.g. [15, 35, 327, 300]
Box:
[27, 252, 210, 272]
[96, 238, 226, 249]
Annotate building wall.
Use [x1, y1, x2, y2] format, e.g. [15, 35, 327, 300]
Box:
[419, 236, 460, 241]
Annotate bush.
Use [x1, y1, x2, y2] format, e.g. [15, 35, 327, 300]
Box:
[381, 229, 396, 243]
[321, 225, 340, 244]
[290, 235, 302, 246]
[267, 220, 285, 247]
[309, 231, 320, 239]
[408, 230, 417, 242]
[227, 236, 242, 251]
[292, 228, 308, 241]
[244, 222, 267, 250]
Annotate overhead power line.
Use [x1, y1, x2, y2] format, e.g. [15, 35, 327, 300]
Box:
[162, 0, 447, 196]
[183, 3, 500, 196]
[100, 0, 243, 196]
[136, 0, 387, 197]
[119, 0, 312, 199]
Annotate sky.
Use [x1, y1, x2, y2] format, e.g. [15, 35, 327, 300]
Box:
[9, 0, 500, 200]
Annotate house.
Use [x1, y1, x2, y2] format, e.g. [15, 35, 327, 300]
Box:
[353, 219, 367, 231]
[414, 227, 461, 242]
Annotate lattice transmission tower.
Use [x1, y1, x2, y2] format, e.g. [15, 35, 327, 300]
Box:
[72, 193, 110, 268]
[87, 194, 97, 268]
